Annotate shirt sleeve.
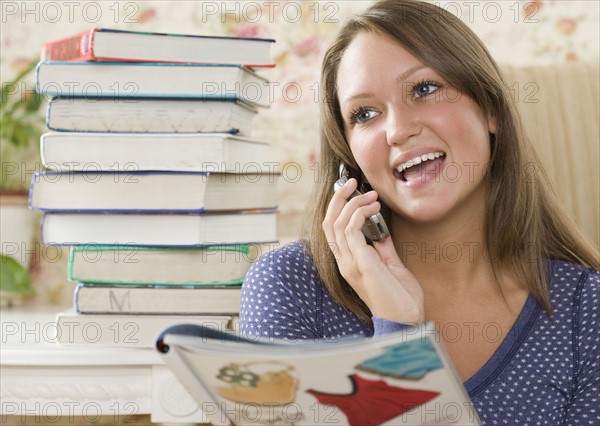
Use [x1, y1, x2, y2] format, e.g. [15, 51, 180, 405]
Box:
[564, 269, 600, 424]
[239, 242, 324, 341]
[372, 316, 415, 336]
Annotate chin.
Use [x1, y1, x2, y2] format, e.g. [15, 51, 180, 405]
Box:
[404, 210, 448, 225]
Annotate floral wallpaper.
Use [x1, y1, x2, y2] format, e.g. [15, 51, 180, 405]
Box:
[0, 0, 598, 308]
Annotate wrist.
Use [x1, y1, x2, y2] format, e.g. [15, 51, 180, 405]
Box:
[372, 305, 424, 326]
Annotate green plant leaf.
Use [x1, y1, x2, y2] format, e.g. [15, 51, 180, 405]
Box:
[0, 59, 45, 150]
[0, 254, 34, 295]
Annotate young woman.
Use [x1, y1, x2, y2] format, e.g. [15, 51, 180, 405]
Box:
[241, 0, 599, 423]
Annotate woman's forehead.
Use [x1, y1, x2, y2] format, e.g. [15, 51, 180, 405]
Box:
[336, 33, 428, 104]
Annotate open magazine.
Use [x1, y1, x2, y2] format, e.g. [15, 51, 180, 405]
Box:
[156, 324, 481, 426]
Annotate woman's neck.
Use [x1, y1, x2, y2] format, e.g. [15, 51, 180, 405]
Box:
[390, 204, 494, 295]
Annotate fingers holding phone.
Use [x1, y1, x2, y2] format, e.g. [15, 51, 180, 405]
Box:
[322, 162, 425, 325]
[323, 176, 379, 264]
[333, 163, 390, 242]
[324, 162, 389, 261]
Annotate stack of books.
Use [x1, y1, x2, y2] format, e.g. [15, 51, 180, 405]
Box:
[30, 28, 277, 348]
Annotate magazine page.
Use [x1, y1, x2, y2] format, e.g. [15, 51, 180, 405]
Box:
[158, 325, 481, 426]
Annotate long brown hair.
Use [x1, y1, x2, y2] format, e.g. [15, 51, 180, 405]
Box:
[303, 0, 600, 322]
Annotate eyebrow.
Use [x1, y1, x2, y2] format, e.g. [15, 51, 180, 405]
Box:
[340, 64, 428, 106]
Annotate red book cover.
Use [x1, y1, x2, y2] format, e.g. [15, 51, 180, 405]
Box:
[41, 29, 97, 61]
[39, 28, 275, 67]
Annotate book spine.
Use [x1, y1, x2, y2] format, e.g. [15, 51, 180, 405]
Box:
[55, 313, 233, 348]
[39, 213, 50, 246]
[75, 278, 244, 286]
[74, 285, 241, 315]
[67, 246, 76, 281]
[71, 244, 251, 254]
[27, 172, 36, 209]
[45, 98, 251, 134]
[41, 29, 97, 61]
[35, 63, 270, 107]
[40, 211, 278, 247]
[69, 245, 250, 286]
[44, 97, 54, 129]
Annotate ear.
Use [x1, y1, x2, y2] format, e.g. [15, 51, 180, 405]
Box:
[487, 114, 497, 135]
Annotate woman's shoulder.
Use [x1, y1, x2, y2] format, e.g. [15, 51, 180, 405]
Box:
[548, 258, 599, 291]
[547, 258, 599, 313]
[242, 240, 321, 298]
[247, 240, 317, 279]
[240, 240, 371, 339]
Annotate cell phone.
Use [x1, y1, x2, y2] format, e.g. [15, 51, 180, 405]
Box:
[333, 162, 390, 242]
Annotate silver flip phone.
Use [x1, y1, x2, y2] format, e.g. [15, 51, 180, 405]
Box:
[333, 163, 390, 242]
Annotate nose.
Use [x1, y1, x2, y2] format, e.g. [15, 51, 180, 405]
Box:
[385, 105, 422, 147]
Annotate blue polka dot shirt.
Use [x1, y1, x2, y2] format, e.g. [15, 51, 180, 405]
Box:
[240, 241, 599, 425]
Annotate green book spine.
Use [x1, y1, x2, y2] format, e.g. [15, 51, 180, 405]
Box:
[68, 245, 251, 286]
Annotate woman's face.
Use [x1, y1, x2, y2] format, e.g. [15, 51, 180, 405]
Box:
[336, 32, 496, 225]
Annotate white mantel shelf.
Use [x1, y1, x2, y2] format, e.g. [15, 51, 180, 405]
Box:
[0, 306, 207, 424]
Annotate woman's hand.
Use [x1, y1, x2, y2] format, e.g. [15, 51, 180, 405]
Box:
[322, 178, 425, 325]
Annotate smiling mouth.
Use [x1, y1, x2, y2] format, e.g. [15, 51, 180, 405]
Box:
[394, 151, 447, 182]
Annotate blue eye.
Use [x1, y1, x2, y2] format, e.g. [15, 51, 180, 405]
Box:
[413, 81, 441, 98]
[350, 107, 379, 125]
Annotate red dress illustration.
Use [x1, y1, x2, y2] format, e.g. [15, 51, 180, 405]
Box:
[306, 374, 439, 426]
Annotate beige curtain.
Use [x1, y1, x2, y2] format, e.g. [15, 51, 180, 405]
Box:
[502, 63, 600, 247]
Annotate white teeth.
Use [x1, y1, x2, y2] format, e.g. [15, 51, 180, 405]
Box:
[396, 151, 445, 173]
